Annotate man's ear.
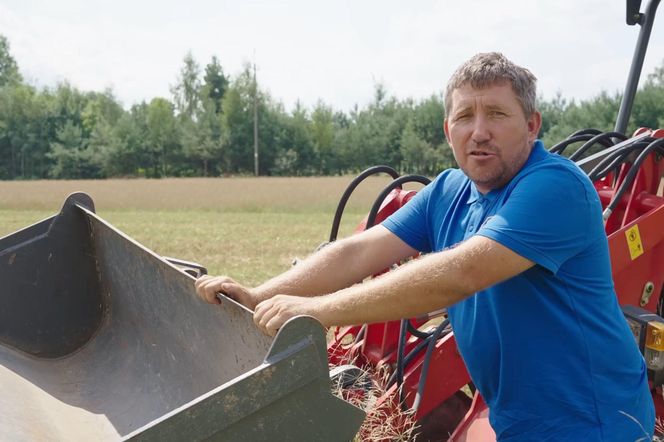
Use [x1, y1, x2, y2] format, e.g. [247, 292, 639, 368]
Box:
[443, 118, 451, 145]
[527, 111, 542, 143]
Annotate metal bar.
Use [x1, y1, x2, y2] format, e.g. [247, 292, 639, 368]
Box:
[615, 0, 661, 134]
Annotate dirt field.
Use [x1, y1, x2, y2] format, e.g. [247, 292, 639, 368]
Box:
[0, 176, 424, 285]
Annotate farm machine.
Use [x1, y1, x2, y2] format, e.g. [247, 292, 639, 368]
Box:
[2, 0, 664, 440]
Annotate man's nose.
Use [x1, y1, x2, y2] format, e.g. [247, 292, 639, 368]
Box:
[471, 116, 491, 144]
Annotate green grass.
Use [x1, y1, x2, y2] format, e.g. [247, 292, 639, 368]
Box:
[0, 176, 416, 286]
[0, 208, 370, 287]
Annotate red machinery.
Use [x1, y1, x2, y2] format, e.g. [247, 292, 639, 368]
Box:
[325, 1, 664, 439]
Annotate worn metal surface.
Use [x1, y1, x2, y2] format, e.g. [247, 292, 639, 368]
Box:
[128, 316, 366, 442]
[0, 193, 364, 441]
[0, 193, 102, 358]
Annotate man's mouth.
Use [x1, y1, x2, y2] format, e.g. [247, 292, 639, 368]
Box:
[469, 151, 495, 156]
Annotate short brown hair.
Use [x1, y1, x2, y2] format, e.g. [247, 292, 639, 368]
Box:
[444, 52, 537, 118]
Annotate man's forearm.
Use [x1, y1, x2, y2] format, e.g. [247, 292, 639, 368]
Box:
[253, 235, 379, 302]
[312, 246, 469, 326]
[252, 235, 534, 336]
[308, 235, 535, 327]
[253, 226, 417, 303]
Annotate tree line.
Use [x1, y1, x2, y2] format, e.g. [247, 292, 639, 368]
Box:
[1, 34, 664, 180]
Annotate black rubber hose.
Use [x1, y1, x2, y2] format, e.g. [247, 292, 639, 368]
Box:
[589, 147, 639, 182]
[568, 132, 626, 161]
[407, 320, 434, 339]
[413, 319, 450, 412]
[387, 337, 430, 389]
[352, 324, 367, 345]
[395, 320, 436, 402]
[328, 165, 399, 242]
[569, 128, 604, 138]
[386, 321, 452, 389]
[603, 137, 664, 221]
[396, 319, 409, 406]
[366, 174, 431, 229]
[548, 134, 595, 155]
[586, 140, 653, 181]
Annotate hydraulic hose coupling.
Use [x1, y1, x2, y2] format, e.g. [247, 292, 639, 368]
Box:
[602, 208, 612, 224]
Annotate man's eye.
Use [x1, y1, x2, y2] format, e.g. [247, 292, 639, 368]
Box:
[489, 111, 506, 117]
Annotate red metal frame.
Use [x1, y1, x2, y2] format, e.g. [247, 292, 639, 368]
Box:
[328, 133, 664, 440]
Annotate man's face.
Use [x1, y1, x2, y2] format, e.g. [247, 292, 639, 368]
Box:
[444, 82, 542, 193]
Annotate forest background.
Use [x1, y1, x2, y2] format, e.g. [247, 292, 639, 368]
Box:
[2, 34, 664, 181]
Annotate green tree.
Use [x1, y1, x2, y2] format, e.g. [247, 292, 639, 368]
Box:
[270, 102, 314, 176]
[171, 51, 201, 119]
[0, 84, 53, 178]
[146, 97, 178, 176]
[0, 35, 22, 87]
[310, 101, 335, 174]
[47, 121, 88, 178]
[202, 56, 229, 115]
[182, 98, 224, 176]
[104, 106, 150, 177]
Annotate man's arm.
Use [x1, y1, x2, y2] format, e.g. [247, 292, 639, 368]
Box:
[194, 225, 417, 309]
[254, 234, 534, 335]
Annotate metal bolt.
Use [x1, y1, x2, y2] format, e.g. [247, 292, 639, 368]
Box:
[640, 281, 655, 307]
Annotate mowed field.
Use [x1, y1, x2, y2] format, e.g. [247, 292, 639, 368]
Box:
[0, 176, 425, 286]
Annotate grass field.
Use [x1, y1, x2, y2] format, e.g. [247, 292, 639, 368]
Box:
[0, 176, 425, 286]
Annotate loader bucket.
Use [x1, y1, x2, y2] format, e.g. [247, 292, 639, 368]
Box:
[0, 193, 365, 441]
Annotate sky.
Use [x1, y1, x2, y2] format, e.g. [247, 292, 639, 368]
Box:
[1, 0, 664, 113]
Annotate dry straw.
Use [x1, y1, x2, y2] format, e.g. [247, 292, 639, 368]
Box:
[330, 347, 420, 441]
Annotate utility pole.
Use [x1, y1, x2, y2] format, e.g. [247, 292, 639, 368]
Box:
[253, 54, 259, 176]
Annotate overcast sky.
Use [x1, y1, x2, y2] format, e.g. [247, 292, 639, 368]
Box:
[2, 0, 664, 112]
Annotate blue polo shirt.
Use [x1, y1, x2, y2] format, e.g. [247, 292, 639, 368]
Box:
[383, 141, 654, 441]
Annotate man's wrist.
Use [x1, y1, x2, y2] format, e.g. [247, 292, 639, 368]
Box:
[250, 287, 272, 308]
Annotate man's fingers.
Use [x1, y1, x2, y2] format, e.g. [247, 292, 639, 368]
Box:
[194, 276, 235, 304]
[253, 299, 270, 328]
[253, 296, 302, 336]
[264, 316, 284, 337]
[194, 274, 211, 291]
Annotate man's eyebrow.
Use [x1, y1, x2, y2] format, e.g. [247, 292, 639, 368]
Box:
[484, 103, 510, 111]
[452, 104, 473, 115]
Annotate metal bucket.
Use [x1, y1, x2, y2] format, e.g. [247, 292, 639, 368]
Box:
[0, 193, 365, 441]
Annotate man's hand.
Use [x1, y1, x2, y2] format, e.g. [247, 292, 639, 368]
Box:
[194, 275, 258, 310]
[253, 295, 324, 336]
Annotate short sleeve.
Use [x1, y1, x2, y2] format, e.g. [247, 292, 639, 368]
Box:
[382, 181, 434, 253]
[477, 166, 596, 274]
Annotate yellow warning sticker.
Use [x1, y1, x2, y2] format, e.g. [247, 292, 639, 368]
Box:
[625, 224, 644, 260]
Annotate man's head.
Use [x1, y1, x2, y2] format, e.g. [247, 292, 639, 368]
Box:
[443, 52, 542, 193]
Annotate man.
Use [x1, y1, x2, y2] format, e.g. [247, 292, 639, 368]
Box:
[196, 53, 654, 441]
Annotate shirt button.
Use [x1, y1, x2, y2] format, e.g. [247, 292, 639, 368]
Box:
[469, 225, 474, 231]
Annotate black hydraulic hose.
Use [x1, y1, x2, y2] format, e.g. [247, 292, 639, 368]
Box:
[352, 324, 367, 345]
[386, 321, 452, 389]
[569, 128, 604, 138]
[407, 320, 434, 339]
[413, 319, 450, 412]
[589, 148, 638, 182]
[366, 174, 432, 229]
[328, 165, 399, 242]
[548, 134, 595, 155]
[386, 337, 431, 388]
[586, 140, 653, 181]
[603, 137, 664, 221]
[395, 320, 437, 403]
[396, 319, 409, 405]
[568, 132, 626, 162]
